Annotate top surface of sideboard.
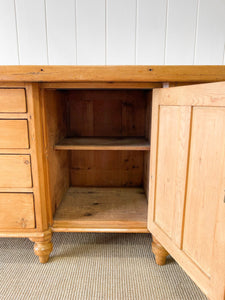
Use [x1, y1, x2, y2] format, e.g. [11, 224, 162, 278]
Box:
[0, 66, 225, 82]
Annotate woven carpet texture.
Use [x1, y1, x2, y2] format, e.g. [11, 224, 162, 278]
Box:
[1, 233, 207, 300]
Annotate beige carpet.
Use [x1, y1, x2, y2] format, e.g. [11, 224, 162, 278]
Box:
[1, 233, 207, 300]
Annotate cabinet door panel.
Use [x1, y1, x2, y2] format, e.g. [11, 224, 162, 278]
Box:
[149, 82, 225, 300]
[155, 106, 191, 247]
[183, 107, 225, 277]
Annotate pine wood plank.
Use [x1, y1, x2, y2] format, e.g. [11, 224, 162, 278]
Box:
[0, 66, 225, 82]
[155, 81, 225, 106]
[51, 227, 148, 233]
[0, 82, 26, 88]
[0, 154, 32, 188]
[0, 149, 30, 155]
[70, 150, 144, 187]
[0, 230, 47, 237]
[0, 187, 33, 193]
[183, 107, 225, 277]
[0, 193, 35, 229]
[53, 187, 148, 232]
[25, 83, 51, 231]
[0, 113, 28, 119]
[0, 120, 29, 148]
[0, 89, 26, 112]
[55, 137, 150, 151]
[42, 89, 70, 216]
[68, 90, 147, 137]
[40, 82, 162, 89]
[154, 106, 191, 248]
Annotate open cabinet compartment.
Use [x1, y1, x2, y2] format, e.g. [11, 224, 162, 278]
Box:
[43, 89, 152, 232]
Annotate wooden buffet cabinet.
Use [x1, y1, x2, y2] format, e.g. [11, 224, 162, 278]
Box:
[0, 66, 224, 300]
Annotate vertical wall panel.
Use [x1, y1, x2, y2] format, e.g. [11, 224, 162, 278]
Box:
[165, 0, 198, 65]
[107, 0, 136, 65]
[195, 0, 225, 64]
[76, 0, 105, 65]
[46, 0, 76, 65]
[15, 0, 48, 64]
[0, 0, 19, 64]
[0, 0, 225, 65]
[136, 0, 167, 65]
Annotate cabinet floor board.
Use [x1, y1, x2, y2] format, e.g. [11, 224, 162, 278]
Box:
[53, 187, 148, 232]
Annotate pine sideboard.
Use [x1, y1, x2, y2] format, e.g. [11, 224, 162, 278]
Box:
[0, 66, 224, 300]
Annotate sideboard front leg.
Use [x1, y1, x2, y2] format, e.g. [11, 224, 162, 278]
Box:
[33, 240, 53, 263]
[152, 236, 169, 266]
[29, 230, 53, 264]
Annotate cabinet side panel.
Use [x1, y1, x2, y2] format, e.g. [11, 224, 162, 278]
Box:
[155, 106, 191, 247]
[43, 90, 70, 215]
[143, 91, 152, 199]
[183, 107, 225, 277]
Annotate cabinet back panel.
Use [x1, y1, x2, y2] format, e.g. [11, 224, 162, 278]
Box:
[70, 150, 144, 187]
[67, 90, 147, 137]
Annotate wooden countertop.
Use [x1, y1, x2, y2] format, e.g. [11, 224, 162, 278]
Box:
[0, 66, 225, 82]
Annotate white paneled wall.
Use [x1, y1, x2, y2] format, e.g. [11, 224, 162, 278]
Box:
[107, 0, 136, 65]
[46, 0, 76, 65]
[165, 0, 198, 65]
[0, 0, 224, 65]
[136, 0, 167, 65]
[77, 0, 105, 65]
[195, 0, 225, 64]
[15, 0, 48, 64]
[0, 0, 18, 64]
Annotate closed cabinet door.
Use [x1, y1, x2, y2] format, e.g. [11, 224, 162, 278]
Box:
[149, 82, 225, 300]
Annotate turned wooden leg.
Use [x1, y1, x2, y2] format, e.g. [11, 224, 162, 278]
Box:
[152, 236, 169, 266]
[33, 240, 53, 263]
[29, 230, 53, 264]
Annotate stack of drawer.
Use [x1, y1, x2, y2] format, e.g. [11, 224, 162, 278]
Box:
[0, 89, 35, 229]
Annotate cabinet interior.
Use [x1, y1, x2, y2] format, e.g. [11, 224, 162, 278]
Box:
[43, 89, 152, 232]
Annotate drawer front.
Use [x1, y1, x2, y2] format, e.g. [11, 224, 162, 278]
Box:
[0, 155, 32, 188]
[0, 120, 29, 148]
[0, 89, 26, 113]
[0, 193, 35, 229]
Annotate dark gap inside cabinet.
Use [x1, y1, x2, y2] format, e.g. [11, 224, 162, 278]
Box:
[43, 89, 152, 232]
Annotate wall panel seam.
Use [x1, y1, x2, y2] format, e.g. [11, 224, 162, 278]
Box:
[164, 0, 169, 65]
[134, 0, 138, 65]
[223, 42, 225, 65]
[105, 0, 108, 65]
[44, 0, 49, 64]
[75, 0, 78, 65]
[193, 0, 200, 65]
[14, 0, 20, 65]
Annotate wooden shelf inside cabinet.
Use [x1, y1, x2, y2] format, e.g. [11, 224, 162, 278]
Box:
[54, 137, 150, 151]
[52, 187, 148, 233]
